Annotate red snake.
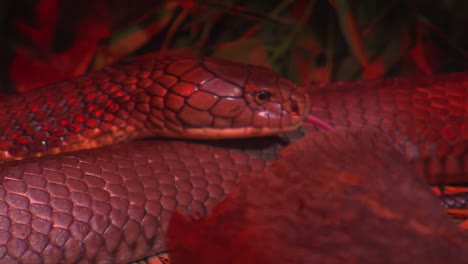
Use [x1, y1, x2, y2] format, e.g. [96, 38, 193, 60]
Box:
[0, 56, 309, 162]
[0, 56, 466, 263]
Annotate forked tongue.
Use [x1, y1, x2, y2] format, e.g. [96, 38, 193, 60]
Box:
[304, 114, 336, 131]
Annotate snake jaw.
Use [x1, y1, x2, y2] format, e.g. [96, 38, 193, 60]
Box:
[180, 124, 304, 139]
[171, 90, 310, 140]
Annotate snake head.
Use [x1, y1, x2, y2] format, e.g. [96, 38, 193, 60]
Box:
[145, 57, 310, 139]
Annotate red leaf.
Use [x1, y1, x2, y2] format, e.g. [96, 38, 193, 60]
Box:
[10, 42, 97, 92]
[15, 0, 59, 52]
[10, 1, 111, 91]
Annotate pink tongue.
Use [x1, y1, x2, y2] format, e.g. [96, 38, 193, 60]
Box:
[304, 114, 336, 131]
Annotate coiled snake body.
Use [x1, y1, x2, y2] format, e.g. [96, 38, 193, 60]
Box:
[0, 56, 466, 263]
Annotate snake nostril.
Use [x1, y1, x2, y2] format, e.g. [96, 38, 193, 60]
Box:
[291, 101, 299, 115]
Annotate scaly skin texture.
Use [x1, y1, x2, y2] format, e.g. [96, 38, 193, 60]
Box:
[0, 56, 309, 162]
[307, 73, 467, 184]
[0, 137, 283, 263]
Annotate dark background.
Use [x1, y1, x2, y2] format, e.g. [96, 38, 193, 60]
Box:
[0, 0, 466, 93]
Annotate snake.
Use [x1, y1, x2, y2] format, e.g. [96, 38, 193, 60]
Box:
[0, 55, 466, 263]
[0, 56, 310, 162]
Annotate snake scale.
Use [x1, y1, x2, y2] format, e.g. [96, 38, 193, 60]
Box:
[0, 56, 466, 263]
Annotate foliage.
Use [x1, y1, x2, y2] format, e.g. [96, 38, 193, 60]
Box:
[0, 0, 466, 92]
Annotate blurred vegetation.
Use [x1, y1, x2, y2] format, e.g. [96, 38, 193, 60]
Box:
[0, 0, 466, 92]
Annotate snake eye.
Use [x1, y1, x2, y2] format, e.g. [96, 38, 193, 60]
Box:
[255, 90, 271, 103]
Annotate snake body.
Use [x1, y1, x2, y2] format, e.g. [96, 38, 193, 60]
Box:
[0, 56, 466, 262]
[0, 56, 309, 162]
[308, 73, 467, 184]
